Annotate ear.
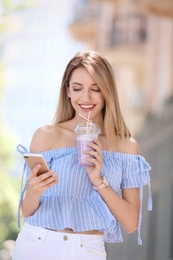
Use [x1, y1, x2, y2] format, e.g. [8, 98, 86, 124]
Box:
[66, 84, 71, 98]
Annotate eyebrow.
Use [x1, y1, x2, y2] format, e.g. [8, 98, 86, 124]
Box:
[71, 82, 82, 86]
[71, 82, 98, 86]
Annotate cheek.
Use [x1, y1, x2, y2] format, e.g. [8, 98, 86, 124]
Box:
[69, 93, 78, 102]
[99, 96, 105, 109]
[69, 96, 79, 109]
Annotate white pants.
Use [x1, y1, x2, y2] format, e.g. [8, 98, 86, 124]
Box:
[12, 223, 107, 260]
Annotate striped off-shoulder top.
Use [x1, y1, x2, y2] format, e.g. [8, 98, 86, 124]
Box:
[17, 144, 152, 245]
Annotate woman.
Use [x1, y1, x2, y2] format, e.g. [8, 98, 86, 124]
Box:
[13, 50, 152, 260]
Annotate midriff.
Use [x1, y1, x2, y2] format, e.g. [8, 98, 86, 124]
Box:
[47, 228, 103, 235]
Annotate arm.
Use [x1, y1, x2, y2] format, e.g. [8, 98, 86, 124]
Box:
[21, 126, 58, 218]
[21, 164, 58, 218]
[85, 137, 140, 233]
[97, 186, 140, 233]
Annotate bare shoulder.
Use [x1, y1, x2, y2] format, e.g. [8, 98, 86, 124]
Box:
[30, 124, 59, 152]
[116, 136, 139, 155]
[30, 121, 77, 152]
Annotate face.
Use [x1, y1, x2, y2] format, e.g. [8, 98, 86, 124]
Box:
[67, 67, 105, 122]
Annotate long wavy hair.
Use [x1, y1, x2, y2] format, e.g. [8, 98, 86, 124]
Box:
[53, 50, 131, 148]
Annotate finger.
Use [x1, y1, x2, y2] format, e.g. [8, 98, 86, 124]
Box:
[29, 173, 58, 190]
[93, 139, 102, 149]
[85, 150, 103, 165]
[29, 170, 55, 185]
[84, 147, 103, 162]
[37, 170, 55, 182]
[85, 157, 103, 171]
[39, 174, 58, 188]
[87, 138, 101, 147]
[86, 140, 102, 152]
[35, 177, 58, 194]
[28, 164, 42, 181]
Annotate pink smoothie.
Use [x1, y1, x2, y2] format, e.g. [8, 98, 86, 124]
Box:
[77, 137, 94, 167]
[74, 120, 101, 167]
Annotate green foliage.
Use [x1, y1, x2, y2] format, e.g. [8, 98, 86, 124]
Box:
[0, 61, 5, 101]
[0, 173, 20, 247]
[0, 121, 20, 249]
[2, 0, 36, 14]
[0, 0, 36, 250]
[0, 123, 15, 165]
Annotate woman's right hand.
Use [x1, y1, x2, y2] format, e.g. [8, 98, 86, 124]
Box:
[27, 164, 58, 196]
[21, 164, 58, 218]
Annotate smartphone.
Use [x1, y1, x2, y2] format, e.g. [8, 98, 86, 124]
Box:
[23, 153, 50, 176]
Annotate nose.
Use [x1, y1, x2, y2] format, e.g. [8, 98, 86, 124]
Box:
[82, 89, 91, 101]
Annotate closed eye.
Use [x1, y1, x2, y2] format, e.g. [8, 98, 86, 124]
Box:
[73, 88, 81, 91]
[92, 89, 101, 92]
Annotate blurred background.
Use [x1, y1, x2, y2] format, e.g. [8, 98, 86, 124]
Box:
[0, 0, 172, 259]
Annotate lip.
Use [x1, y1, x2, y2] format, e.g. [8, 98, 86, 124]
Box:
[79, 104, 95, 112]
[80, 104, 95, 108]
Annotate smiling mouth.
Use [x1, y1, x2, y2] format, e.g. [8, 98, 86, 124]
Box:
[79, 105, 95, 109]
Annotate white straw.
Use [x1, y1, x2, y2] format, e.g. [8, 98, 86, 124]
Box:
[86, 111, 90, 134]
[78, 113, 95, 127]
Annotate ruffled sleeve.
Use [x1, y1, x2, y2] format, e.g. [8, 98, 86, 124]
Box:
[121, 155, 152, 245]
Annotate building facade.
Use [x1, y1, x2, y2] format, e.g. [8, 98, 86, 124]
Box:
[69, 0, 173, 259]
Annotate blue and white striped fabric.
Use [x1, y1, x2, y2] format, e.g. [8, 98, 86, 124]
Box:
[17, 144, 152, 245]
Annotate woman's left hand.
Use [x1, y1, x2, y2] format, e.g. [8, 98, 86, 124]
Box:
[84, 139, 103, 186]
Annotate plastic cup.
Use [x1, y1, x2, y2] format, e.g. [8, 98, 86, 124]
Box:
[74, 120, 101, 167]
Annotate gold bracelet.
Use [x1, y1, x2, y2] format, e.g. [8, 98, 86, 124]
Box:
[93, 177, 108, 190]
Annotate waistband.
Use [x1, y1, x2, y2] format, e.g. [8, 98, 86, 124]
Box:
[22, 223, 104, 243]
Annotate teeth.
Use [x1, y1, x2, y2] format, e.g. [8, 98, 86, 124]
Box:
[80, 105, 94, 109]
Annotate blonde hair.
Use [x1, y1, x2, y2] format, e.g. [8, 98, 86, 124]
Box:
[53, 50, 131, 148]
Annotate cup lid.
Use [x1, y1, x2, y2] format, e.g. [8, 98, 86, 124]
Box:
[74, 120, 101, 134]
